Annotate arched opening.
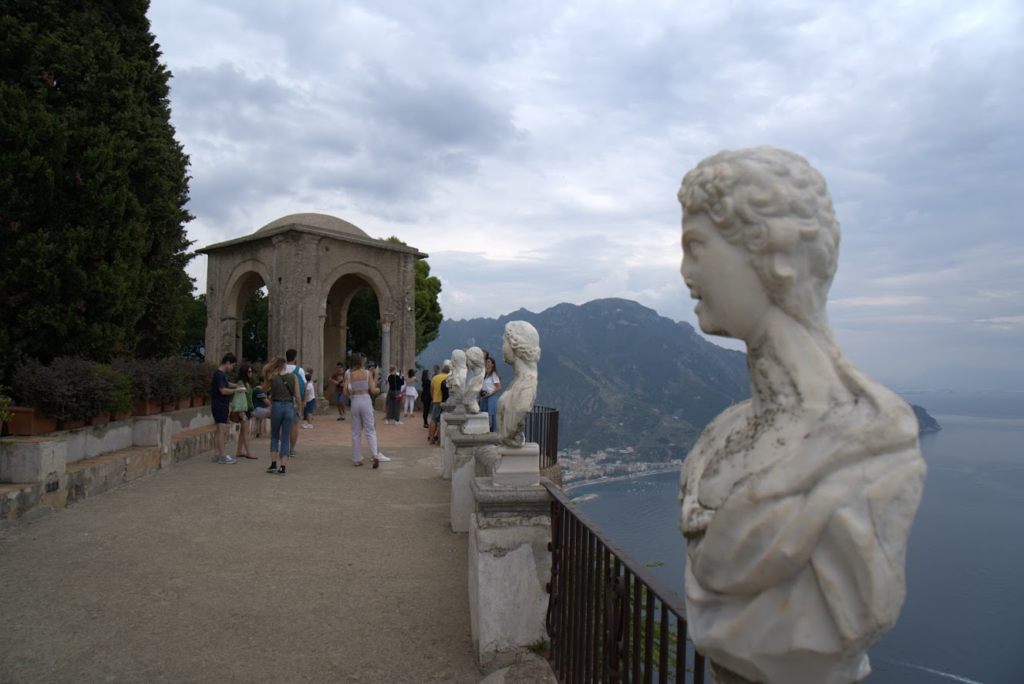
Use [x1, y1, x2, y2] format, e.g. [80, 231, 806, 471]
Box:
[242, 286, 269, 364]
[227, 271, 268, 364]
[323, 274, 382, 370]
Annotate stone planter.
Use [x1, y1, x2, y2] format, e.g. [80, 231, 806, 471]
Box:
[134, 399, 162, 416]
[6, 407, 58, 436]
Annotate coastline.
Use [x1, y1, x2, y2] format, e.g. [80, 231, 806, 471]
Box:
[563, 465, 681, 492]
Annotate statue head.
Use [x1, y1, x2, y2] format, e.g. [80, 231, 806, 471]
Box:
[502, 321, 541, 366]
[466, 346, 485, 372]
[678, 146, 840, 332]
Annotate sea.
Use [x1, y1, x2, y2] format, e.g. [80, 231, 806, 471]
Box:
[568, 391, 1024, 684]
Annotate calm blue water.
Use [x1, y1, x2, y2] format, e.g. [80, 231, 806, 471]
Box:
[570, 392, 1024, 684]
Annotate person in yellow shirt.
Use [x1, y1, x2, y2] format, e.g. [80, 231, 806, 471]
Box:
[427, 361, 450, 445]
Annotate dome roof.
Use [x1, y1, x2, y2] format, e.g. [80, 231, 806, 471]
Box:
[255, 213, 370, 239]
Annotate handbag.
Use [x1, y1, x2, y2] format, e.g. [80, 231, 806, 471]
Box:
[229, 388, 248, 423]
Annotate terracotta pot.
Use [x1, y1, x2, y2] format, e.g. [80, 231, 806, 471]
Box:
[59, 419, 86, 430]
[160, 402, 176, 413]
[86, 413, 112, 426]
[6, 407, 58, 436]
[177, 397, 191, 410]
[112, 410, 133, 422]
[133, 399, 162, 416]
[191, 394, 204, 408]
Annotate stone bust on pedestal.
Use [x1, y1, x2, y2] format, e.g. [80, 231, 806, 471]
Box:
[449, 349, 467, 412]
[464, 347, 485, 414]
[676, 146, 927, 684]
[496, 321, 540, 448]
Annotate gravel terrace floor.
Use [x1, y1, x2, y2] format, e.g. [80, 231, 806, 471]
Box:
[0, 408, 482, 684]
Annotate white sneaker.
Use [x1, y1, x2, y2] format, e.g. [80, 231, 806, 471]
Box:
[384, 419, 390, 425]
[219, 455, 237, 465]
[376, 454, 391, 462]
[396, 421, 404, 425]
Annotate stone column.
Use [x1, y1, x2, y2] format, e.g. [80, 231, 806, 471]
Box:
[380, 320, 392, 372]
[440, 404, 466, 480]
[468, 475, 552, 670]
[449, 430, 499, 532]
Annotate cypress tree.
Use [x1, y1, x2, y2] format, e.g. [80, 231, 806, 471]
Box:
[0, 0, 193, 378]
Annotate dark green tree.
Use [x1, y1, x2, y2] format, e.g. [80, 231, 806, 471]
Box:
[0, 0, 193, 378]
[346, 287, 381, 364]
[180, 293, 207, 360]
[345, 237, 443, 362]
[242, 289, 268, 364]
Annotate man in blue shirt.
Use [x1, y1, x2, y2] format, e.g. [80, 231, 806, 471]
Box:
[211, 353, 245, 464]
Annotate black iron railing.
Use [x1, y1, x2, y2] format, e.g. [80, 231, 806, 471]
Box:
[525, 405, 559, 469]
[543, 481, 706, 684]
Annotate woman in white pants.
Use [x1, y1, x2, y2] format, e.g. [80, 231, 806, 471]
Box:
[403, 368, 418, 416]
[344, 353, 385, 469]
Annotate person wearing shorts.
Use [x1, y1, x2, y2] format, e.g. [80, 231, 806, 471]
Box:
[427, 362, 450, 446]
[330, 361, 347, 421]
[210, 353, 245, 464]
[302, 368, 316, 428]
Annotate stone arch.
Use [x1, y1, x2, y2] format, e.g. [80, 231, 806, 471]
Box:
[212, 259, 271, 363]
[320, 262, 393, 369]
[199, 213, 425, 393]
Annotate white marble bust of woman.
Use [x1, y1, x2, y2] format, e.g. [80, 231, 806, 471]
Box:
[677, 147, 927, 684]
[449, 349, 467, 409]
[464, 347, 485, 414]
[496, 321, 540, 447]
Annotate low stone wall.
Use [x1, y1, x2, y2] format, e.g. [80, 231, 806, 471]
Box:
[1, 420, 231, 526]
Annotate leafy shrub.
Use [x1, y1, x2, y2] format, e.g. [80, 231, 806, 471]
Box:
[0, 385, 12, 424]
[150, 358, 193, 404]
[100, 365, 133, 414]
[112, 357, 159, 405]
[191, 361, 215, 397]
[12, 357, 111, 421]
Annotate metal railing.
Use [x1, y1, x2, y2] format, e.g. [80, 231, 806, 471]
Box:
[543, 481, 707, 684]
[525, 405, 559, 469]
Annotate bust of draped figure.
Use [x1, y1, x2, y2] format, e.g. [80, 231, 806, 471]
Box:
[496, 321, 540, 447]
[676, 146, 927, 684]
[464, 347, 485, 414]
[449, 349, 467, 409]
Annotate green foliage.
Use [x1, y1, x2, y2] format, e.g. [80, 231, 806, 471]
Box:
[242, 289, 269, 363]
[0, 0, 193, 379]
[0, 385, 12, 424]
[383, 236, 443, 354]
[181, 294, 208, 360]
[347, 287, 381, 363]
[12, 357, 111, 421]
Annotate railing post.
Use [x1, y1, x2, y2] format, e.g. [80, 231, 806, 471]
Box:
[468, 475, 553, 671]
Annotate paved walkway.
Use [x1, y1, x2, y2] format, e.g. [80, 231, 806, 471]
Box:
[0, 409, 483, 683]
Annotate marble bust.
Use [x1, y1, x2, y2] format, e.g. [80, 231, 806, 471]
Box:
[496, 321, 540, 448]
[449, 349, 467, 409]
[676, 147, 927, 684]
[464, 347, 485, 414]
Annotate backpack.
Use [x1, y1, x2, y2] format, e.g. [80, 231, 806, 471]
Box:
[440, 376, 450, 403]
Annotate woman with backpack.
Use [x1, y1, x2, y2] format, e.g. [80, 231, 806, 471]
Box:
[262, 355, 301, 475]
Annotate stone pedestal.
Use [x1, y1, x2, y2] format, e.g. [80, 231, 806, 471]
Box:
[450, 431, 500, 533]
[494, 443, 540, 486]
[442, 412, 468, 480]
[469, 476, 552, 670]
[463, 413, 490, 435]
[0, 436, 67, 485]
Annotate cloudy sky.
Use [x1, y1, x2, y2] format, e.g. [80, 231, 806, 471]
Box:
[148, 0, 1023, 389]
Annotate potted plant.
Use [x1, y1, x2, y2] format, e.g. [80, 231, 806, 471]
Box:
[114, 358, 160, 415]
[12, 357, 97, 430]
[191, 361, 213, 407]
[101, 365, 133, 421]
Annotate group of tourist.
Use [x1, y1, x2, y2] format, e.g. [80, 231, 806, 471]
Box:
[209, 346, 504, 471]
